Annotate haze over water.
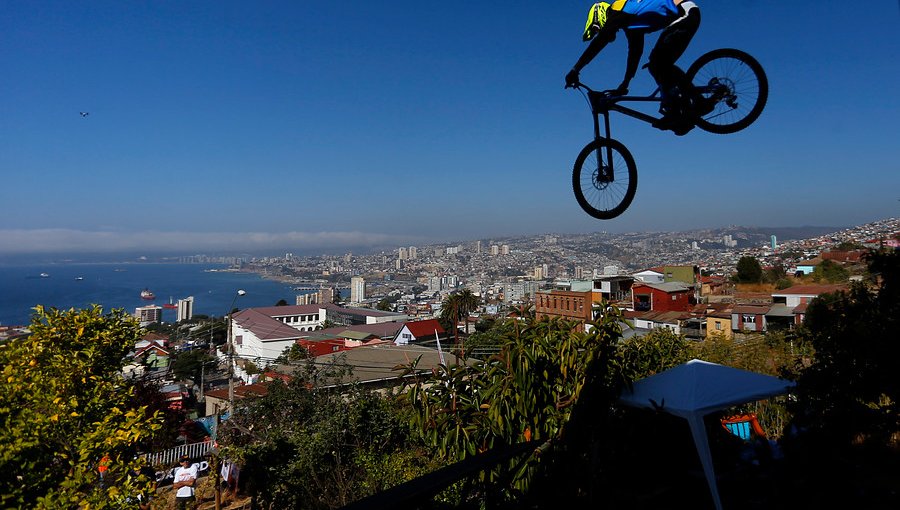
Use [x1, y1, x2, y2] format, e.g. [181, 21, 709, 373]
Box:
[0, 263, 301, 326]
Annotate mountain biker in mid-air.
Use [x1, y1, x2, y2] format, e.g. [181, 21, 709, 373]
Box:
[565, 0, 702, 135]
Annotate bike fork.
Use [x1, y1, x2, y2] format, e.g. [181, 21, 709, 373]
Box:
[592, 111, 615, 183]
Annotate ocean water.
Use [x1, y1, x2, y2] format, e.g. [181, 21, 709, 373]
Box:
[0, 263, 302, 327]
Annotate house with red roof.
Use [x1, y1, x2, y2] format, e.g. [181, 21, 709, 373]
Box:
[134, 340, 170, 371]
[631, 282, 693, 313]
[394, 319, 446, 346]
[297, 322, 402, 357]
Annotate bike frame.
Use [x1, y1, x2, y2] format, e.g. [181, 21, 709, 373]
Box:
[575, 82, 665, 184]
[582, 84, 663, 141]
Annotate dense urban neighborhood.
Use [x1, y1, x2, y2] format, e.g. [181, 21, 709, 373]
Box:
[2, 218, 898, 509]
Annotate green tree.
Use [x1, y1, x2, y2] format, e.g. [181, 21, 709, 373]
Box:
[439, 290, 481, 355]
[275, 298, 289, 306]
[811, 259, 849, 283]
[220, 359, 433, 509]
[734, 256, 763, 283]
[778, 250, 900, 507]
[405, 308, 628, 503]
[170, 349, 217, 383]
[0, 306, 163, 508]
[790, 249, 899, 447]
[835, 240, 864, 251]
[376, 298, 392, 311]
[618, 328, 693, 380]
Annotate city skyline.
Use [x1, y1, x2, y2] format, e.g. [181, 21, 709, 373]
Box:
[2, 1, 899, 256]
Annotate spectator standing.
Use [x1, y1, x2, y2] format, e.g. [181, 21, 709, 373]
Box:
[172, 455, 198, 510]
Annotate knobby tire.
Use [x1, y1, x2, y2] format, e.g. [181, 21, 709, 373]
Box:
[687, 48, 768, 134]
[572, 138, 638, 220]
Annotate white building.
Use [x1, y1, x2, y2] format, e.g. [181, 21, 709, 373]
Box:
[135, 305, 162, 326]
[229, 304, 408, 364]
[633, 269, 665, 284]
[351, 276, 366, 303]
[176, 296, 194, 322]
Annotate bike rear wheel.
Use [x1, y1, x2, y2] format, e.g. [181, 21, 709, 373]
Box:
[572, 138, 637, 220]
[686, 48, 768, 134]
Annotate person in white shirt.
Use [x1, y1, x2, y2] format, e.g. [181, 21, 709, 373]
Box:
[172, 455, 198, 509]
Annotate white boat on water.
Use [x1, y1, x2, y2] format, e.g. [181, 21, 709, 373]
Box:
[75, 276, 84, 281]
[140, 288, 156, 300]
[40, 273, 50, 278]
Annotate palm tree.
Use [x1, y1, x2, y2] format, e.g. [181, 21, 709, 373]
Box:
[440, 290, 481, 359]
[456, 288, 480, 335]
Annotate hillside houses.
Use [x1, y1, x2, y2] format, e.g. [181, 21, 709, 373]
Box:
[227, 304, 450, 363]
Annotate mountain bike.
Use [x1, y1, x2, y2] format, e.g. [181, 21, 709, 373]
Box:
[567, 48, 768, 220]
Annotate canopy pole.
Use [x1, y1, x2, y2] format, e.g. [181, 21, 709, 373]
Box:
[686, 414, 723, 510]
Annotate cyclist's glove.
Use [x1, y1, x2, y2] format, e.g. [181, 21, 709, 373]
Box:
[565, 68, 580, 88]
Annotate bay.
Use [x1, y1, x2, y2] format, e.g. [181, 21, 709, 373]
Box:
[0, 263, 301, 327]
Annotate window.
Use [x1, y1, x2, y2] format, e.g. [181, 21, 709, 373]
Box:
[672, 295, 677, 301]
[715, 321, 722, 331]
[742, 315, 756, 324]
[332, 346, 340, 352]
[235, 335, 243, 345]
[403, 333, 412, 339]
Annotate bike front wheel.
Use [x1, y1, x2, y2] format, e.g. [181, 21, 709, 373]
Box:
[572, 138, 638, 220]
[687, 48, 768, 134]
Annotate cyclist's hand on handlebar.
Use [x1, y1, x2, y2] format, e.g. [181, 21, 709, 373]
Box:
[565, 68, 580, 89]
[610, 84, 628, 96]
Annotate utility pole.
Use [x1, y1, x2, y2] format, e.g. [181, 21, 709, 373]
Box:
[213, 405, 222, 510]
[227, 290, 246, 411]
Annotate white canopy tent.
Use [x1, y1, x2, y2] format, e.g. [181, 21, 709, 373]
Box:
[618, 359, 795, 510]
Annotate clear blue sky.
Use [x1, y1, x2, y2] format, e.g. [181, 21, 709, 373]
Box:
[2, 1, 898, 256]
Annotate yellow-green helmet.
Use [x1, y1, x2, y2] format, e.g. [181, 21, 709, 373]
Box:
[583, 2, 611, 41]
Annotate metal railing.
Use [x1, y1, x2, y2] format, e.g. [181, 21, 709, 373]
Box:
[144, 441, 213, 468]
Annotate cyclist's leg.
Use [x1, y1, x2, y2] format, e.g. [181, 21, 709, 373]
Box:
[647, 4, 701, 122]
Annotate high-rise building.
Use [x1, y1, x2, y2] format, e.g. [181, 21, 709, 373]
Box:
[534, 266, 544, 279]
[317, 287, 334, 304]
[475, 240, 482, 254]
[350, 276, 366, 303]
[399, 247, 408, 260]
[771, 235, 777, 250]
[176, 296, 194, 322]
[409, 246, 417, 259]
[501, 245, 510, 255]
[296, 292, 318, 305]
[395, 259, 403, 270]
[574, 266, 584, 280]
[491, 245, 500, 256]
[135, 305, 162, 326]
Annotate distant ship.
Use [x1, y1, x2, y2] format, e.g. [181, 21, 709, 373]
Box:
[163, 296, 178, 309]
[140, 288, 156, 300]
[75, 276, 84, 281]
[40, 273, 50, 278]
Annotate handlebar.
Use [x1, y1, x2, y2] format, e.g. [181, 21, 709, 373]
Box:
[566, 81, 625, 99]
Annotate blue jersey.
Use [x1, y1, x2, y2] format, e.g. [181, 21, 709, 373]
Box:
[614, 0, 681, 31]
